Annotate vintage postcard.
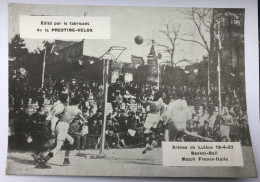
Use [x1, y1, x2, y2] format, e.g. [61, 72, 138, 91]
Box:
[7, 3, 257, 177]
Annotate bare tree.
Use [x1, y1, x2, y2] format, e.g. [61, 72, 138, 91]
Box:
[180, 8, 217, 54]
[180, 8, 219, 94]
[151, 23, 182, 67]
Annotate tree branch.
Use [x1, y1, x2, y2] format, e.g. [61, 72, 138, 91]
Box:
[179, 38, 208, 51]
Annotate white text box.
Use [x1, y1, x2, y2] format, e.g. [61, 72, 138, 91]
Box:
[19, 15, 110, 39]
[162, 142, 243, 166]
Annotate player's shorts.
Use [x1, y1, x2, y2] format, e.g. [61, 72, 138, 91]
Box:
[50, 116, 59, 132]
[55, 122, 74, 145]
[220, 125, 230, 138]
[168, 121, 186, 141]
[144, 113, 161, 133]
[169, 121, 186, 132]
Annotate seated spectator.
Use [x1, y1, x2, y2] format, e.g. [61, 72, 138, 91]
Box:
[89, 115, 102, 149]
[105, 116, 119, 148]
[193, 120, 201, 135]
[69, 117, 87, 149]
[117, 109, 128, 147]
[212, 122, 221, 141]
[200, 120, 213, 138]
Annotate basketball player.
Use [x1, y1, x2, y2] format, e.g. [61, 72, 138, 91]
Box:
[139, 96, 166, 154]
[165, 94, 211, 142]
[35, 97, 87, 169]
[166, 96, 191, 142]
[31, 93, 68, 162]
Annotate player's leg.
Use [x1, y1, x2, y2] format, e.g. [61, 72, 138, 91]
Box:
[95, 136, 101, 149]
[174, 122, 186, 141]
[82, 135, 87, 149]
[63, 149, 71, 166]
[35, 139, 64, 169]
[31, 137, 55, 162]
[63, 133, 74, 166]
[143, 114, 162, 153]
[142, 132, 154, 154]
[164, 126, 169, 142]
[168, 122, 178, 141]
[149, 127, 157, 149]
[116, 133, 126, 148]
[31, 119, 57, 162]
[35, 122, 68, 169]
[142, 128, 153, 154]
[142, 114, 155, 154]
[50, 117, 59, 134]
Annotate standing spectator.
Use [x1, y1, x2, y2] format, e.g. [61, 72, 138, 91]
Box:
[219, 107, 234, 142]
[95, 90, 103, 110]
[53, 77, 65, 98]
[105, 115, 119, 148]
[117, 109, 128, 147]
[193, 95, 201, 114]
[44, 75, 54, 102]
[89, 110, 102, 149]
[69, 118, 83, 149]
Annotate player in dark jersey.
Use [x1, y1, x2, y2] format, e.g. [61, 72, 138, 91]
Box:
[139, 97, 166, 154]
[31, 93, 68, 163]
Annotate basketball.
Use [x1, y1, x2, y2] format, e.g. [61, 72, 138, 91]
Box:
[134, 36, 143, 45]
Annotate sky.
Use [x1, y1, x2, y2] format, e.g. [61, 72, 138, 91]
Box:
[8, 3, 209, 64]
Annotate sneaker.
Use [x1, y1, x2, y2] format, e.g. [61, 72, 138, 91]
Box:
[31, 153, 40, 162]
[117, 145, 122, 149]
[142, 149, 147, 154]
[142, 144, 152, 154]
[35, 161, 51, 169]
[63, 158, 70, 166]
[31, 153, 45, 163]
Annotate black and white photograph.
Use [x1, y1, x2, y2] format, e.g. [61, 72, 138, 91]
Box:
[6, 2, 257, 178]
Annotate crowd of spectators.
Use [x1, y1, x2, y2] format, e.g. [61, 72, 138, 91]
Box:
[8, 74, 251, 151]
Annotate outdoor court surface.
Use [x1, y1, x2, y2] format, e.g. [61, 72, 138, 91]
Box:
[6, 146, 257, 178]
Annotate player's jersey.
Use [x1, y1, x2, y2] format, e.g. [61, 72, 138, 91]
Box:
[145, 99, 164, 114]
[47, 101, 65, 120]
[166, 99, 191, 124]
[59, 105, 82, 124]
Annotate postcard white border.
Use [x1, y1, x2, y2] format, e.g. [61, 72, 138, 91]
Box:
[0, 0, 259, 181]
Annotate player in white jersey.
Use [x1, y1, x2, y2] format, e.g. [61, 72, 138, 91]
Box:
[164, 94, 212, 142]
[48, 100, 67, 135]
[35, 97, 87, 169]
[165, 97, 191, 141]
